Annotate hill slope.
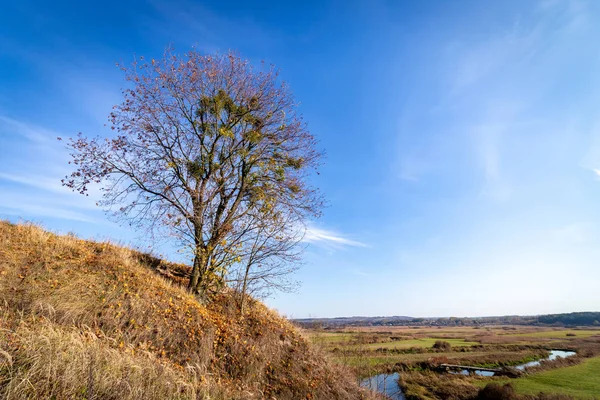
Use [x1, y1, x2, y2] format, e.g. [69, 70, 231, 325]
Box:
[0, 221, 372, 399]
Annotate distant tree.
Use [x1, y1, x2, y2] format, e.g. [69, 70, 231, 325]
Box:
[477, 383, 516, 400]
[63, 48, 322, 296]
[432, 340, 451, 351]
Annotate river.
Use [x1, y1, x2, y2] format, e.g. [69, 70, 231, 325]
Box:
[360, 372, 405, 400]
[514, 350, 576, 370]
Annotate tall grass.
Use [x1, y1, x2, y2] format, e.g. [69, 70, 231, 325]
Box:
[0, 319, 217, 399]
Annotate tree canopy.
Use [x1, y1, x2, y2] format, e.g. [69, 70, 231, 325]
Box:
[64, 48, 322, 296]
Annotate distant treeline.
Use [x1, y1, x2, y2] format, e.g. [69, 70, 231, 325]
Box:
[536, 312, 600, 326]
[294, 312, 600, 329]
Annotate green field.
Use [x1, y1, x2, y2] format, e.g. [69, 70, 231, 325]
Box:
[507, 356, 600, 399]
[359, 337, 479, 349]
[340, 349, 535, 367]
[309, 332, 355, 343]
[504, 329, 600, 339]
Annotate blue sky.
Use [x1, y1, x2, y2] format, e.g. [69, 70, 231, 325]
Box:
[2, 0, 600, 318]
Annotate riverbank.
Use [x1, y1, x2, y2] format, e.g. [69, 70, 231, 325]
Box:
[502, 356, 600, 399]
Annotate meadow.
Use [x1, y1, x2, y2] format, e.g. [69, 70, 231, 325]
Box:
[503, 330, 600, 339]
[306, 325, 600, 399]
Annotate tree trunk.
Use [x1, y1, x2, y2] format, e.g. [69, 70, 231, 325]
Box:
[188, 245, 207, 294]
[239, 261, 251, 315]
[188, 253, 202, 293]
[195, 252, 214, 296]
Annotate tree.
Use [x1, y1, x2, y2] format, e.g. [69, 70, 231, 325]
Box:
[432, 340, 451, 351]
[228, 208, 303, 315]
[63, 48, 322, 296]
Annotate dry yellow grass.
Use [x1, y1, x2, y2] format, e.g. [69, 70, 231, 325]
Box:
[0, 221, 372, 399]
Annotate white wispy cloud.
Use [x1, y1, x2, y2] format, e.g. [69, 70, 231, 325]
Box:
[303, 226, 367, 249]
[439, 1, 590, 202]
[0, 171, 101, 212]
[0, 203, 100, 224]
[0, 115, 57, 144]
[0, 172, 70, 194]
[0, 116, 103, 221]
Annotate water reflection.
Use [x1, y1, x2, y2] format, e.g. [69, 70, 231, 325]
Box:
[515, 350, 576, 370]
[360, 372, 405, 400]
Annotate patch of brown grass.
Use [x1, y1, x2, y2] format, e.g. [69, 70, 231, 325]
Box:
[400, 370, 479, 400]
[0, 318, 224, 399]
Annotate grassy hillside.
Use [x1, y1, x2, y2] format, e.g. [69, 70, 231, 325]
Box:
[0, 221, 373, 400]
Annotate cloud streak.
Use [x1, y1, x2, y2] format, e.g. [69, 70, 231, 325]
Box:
[0, 172, 70, 194]
[0, 115, 58, 144]
[0, 116, 104, 221]
[0, 203, 100, 224]
[303, 226, 367, 249]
